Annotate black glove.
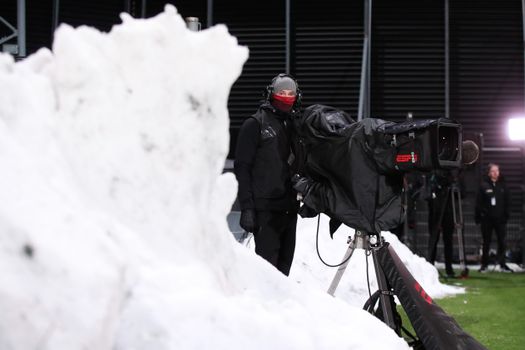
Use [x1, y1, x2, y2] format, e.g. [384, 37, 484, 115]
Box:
[298, 204, 318, 218]
[292, 174, 313, 197]
[240, 209, 258, 233]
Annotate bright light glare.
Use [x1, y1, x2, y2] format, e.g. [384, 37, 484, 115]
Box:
[508, 117, 525, 141]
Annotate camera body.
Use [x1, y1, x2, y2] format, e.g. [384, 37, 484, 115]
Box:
[377, 118, 462, 173]
[294, 104, 462, 233]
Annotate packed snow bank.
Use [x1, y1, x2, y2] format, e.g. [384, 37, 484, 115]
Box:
[0, 5, 409, 350]
[290, 216, 464, 307]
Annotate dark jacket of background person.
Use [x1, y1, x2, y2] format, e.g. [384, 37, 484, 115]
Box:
[475, 175, 511, 268]
[234, 101, 297, 212]
[475, 175, 510, 224]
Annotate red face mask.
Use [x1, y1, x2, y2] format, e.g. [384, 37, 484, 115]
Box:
[271, 93, 296, 112]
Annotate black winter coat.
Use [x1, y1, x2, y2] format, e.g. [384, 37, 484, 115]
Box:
[475, 176, 510, 223]
[234, 102, 297, 211]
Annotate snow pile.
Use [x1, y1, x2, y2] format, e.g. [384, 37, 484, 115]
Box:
[291, 216, 463, 308]
[0, 6, 409, 350]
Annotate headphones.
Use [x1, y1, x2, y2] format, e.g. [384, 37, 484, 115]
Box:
[264, 73, 302, 111]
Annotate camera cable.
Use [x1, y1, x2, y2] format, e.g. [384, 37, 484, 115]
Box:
[315, 214, 353, 268]
[365, 249, 373, 300]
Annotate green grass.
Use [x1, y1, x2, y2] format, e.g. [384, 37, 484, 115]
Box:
[397, 270, 525, 350]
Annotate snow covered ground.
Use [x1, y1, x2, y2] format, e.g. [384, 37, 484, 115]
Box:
[0, 5, 460, 350]
[290, 217, 462, 307]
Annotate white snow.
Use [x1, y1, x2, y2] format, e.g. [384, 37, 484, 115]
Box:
[0, 5, 459, 350]
[290, 216, 463, 307]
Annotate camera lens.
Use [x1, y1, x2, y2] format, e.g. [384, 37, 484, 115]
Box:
[437, 125, 459, 161]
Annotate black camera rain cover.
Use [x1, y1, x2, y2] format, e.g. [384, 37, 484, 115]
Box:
[295, 104, 404, 233]
[295, 104, 459, 233]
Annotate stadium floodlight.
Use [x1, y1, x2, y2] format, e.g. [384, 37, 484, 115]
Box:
[508, 116, 525, 141]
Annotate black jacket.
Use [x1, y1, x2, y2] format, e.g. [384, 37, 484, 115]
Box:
[234, 102, 297, 211]
[475, 176, 510, 223]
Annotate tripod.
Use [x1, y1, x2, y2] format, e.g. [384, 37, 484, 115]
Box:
[450, 183, 469, 277]
[325, 228, 487, 349]
[327, 231, 398, 331]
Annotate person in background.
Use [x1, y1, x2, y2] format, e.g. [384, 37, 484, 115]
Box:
[390, 173, 422, 243]
[475, 163, 513, 272]
[233, 74, 301, 276]
[425, 140, 480, 278]
[426, 170, 461, 278]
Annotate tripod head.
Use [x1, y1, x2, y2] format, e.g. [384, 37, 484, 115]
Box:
[351, 230, 384, 251]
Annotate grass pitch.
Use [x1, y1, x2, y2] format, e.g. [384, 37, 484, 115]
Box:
[397, 269, 525, 350]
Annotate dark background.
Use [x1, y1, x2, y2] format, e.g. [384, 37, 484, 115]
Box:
[2, 0, 524, 261]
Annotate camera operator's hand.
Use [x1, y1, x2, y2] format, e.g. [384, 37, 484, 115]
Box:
[292, 174, 314, 197]
[240, 209, 258, 233]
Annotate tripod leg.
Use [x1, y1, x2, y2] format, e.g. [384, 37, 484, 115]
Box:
[451, 187, 469, 277]
[372, 248, 397, 330]
[327, 241, 356, 296]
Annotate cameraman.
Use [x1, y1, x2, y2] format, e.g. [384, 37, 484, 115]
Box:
[475, 163, 512, 272]
[233, 74, 300, 276]
[426, 170, 462, 278]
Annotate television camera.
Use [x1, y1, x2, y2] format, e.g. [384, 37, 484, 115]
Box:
[292, 104, 485, 349]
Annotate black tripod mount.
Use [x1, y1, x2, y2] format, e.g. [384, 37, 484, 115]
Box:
[327, 230, 397, 330]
